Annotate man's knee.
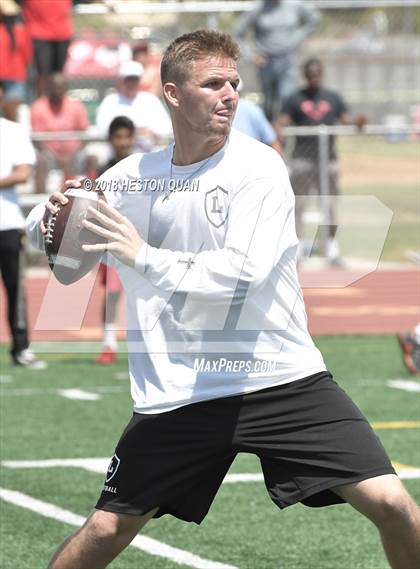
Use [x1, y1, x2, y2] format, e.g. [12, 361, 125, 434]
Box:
[336, 475, 419, 529]
[46, 509, 157, 569]
[371, 491, 418, 529]
[83, 508, 155, 543]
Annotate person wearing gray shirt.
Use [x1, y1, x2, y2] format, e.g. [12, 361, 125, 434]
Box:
[233, 0, 320, 121]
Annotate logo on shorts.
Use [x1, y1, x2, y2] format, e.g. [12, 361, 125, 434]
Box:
[106, 454, 120, 483]
[205, 186, 228, 228]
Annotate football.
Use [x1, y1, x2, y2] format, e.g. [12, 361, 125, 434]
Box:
[44, 187, 107, 285]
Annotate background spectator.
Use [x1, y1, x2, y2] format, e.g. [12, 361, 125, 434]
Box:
[21, 0, 73, 97]
[0, 0, 32, 121]
[31, 73, 89, 193]
[0, 80, 46, 369]
[234, 0, 320, 121]
[96, 60, 172, 150]
[95, 116, 136, 365]
[132, 40, 162, 97]
[277, 58, 367, 266]
[233, 80, 282, 153]
[398, 325, 420, 375]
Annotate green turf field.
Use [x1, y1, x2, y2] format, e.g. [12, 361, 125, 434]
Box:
[1, 336, 419, 569]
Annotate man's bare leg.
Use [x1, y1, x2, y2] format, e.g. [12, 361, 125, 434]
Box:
[47, 507, 158, 569]
[333, 474, 420, 569]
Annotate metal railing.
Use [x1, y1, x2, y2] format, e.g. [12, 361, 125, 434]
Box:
[20, 123, 419, 268]
[74, 1, 420, 14]
[28, 123, 420, 141]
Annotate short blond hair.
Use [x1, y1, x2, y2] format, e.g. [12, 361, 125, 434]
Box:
[161, 29, 240, 85]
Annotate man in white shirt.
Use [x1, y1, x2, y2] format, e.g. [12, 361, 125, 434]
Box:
[26, 31, 419, 569]
[95, 60, 172, 150]
[0, 81, 45, 368]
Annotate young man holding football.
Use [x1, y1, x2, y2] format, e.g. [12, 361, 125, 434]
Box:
[26, 30, 420, 569]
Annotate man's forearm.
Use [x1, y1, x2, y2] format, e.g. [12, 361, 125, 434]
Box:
[0, 165, 32, 188]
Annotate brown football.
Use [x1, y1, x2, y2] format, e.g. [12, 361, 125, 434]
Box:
[44, 188, 107, 285]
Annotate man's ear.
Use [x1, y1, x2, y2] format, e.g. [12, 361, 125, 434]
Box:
[162, 82, 180, 108]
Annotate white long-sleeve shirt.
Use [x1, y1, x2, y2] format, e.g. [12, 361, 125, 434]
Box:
[26, 129, 326, 413]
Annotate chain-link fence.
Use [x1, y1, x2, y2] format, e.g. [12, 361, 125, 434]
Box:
[21, 122, 419, 267]
[279, 124, 419, 265]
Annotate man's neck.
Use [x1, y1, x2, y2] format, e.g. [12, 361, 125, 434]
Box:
[119, 91, 136, 102]
[48, 97, 64, 110]
[172, 131, 228, 166]
[114, 153, 129, 162]
[306, 86, 321, 96]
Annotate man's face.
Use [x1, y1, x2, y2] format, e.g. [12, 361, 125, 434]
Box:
[133, 51, 148, 66]
[109, 127, 134, 160]
[48, 76, 66, 104]
[174, 56, 239, 138]
[305, 64, 323, 90]
[119, 76, 140, 100]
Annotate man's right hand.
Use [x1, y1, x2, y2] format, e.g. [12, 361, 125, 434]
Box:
[40, 179, 80, 234]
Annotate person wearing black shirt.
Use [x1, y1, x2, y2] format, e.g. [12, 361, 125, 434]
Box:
[277, 58, 367, 265]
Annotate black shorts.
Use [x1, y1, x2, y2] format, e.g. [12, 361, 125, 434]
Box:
[33, 39, 70, 75]
[96, 372, 395, 524]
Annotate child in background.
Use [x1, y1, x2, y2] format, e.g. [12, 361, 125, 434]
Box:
[96, 116, 135, 365]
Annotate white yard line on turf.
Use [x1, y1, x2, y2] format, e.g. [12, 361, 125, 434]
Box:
[115, 372, 129, 380]
[224, 474, 263, 483]
[1, 457, 109, 473]
[2, 378, 418, 397]
[58, 389, 102, 401]
[0, 375, 13, 384]
[400, 470, 420, 479]
[0, 488, 238, 569]
[387, 379, 420, 393]
[2, 458, 419, 480]
[0, 386, 125, 397]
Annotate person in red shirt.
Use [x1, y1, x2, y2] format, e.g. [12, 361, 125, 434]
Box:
[21, 0, 73, 96]
[0, 0, 32, 121]
[30, 73, 89, 193]
[132, 40, 163, 98]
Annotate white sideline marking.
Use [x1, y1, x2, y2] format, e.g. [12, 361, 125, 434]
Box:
[387, 380, 420, 393]
[0, 488, 238, 569]
[2, 458, 419, 480]
[0, 375, 13, 384]
[58, 389, 102, 401]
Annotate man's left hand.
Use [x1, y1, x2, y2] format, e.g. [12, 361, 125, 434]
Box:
[81, 200, 144, 267]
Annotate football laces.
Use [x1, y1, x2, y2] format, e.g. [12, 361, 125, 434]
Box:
[44, 206, 61, 245]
